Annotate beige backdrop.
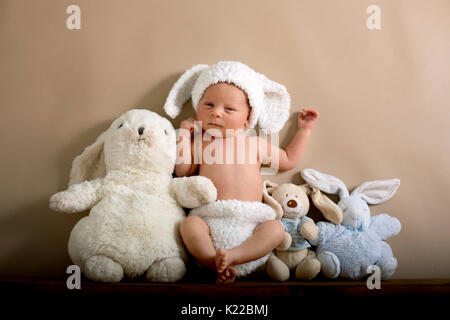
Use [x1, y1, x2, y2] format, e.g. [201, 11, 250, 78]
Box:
[1, 0, 449, 279]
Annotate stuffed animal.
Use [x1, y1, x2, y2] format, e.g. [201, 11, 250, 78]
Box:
[263, 181, 343, 281]
[49, 109, 217, 282]
[301, 168, 401, 280]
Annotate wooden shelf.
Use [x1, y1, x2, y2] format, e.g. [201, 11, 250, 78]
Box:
[1, 276, 448, 316]
[1, 276, 448, 298]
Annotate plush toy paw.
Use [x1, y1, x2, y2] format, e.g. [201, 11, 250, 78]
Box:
[295, 257, 321, 280]
[84, 255, 124, 282]
[317, 251, 340, 279]
[49, 191, 81, 213]
[146, 257, 186, 282]
[377, 257, 398, 279]
[266, 254, 290, 281]
[300, 219, 318, 241]
[172, 176, 218, 208]
[189, 176, 217, 205]
[276, 232, 292, 250]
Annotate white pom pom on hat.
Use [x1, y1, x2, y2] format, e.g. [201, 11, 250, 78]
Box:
[163, 61, 291, 134]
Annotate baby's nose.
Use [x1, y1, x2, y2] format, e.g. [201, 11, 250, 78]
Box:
[211, 108, 223, 117]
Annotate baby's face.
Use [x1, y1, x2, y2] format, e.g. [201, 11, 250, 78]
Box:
[197, 82, 250, 137]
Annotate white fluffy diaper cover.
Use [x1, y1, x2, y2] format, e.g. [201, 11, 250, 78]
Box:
[189, 200, 276, 277]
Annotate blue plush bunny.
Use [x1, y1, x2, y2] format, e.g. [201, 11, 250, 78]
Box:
[301, 169, 401, 280]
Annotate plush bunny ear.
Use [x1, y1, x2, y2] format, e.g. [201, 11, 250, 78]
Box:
[351, 179, 400, 205]
[68, 131, 107, 186]
[163, 64, 209, 119]
[257, 75, 291, 134]
[299, 183, 312, 195]
[262, 180, 283, 220]
[264, 180, 279, 195]
[309, 187, 343, 224]
[301, 168, 349, 199]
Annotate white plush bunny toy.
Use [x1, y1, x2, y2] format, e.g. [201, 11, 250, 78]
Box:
[50, 109, 217, 282]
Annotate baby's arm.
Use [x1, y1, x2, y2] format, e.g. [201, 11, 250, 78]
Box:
[261, 109, 319, 170]
[175, 118, 199, 177]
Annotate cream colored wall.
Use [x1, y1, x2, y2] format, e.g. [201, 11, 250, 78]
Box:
[1, 0, 449, 279]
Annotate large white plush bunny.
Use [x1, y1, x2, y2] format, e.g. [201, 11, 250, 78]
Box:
[50, 109, 217, 282]
[301, 168, 401, 280]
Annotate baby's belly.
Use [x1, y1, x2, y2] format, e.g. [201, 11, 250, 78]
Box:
[199, 164, 263, 201]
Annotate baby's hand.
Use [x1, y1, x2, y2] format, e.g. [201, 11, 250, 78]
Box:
[178, 118, 201, 143]
[298, 109, 319, 130]
[180, 117, 203, 133]
[180, 117, 196, 133]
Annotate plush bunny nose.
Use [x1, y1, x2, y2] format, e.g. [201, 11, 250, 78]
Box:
[138, 127, 145, 135]
[283, 197, 303, 214]
[287, 199, 298, 208]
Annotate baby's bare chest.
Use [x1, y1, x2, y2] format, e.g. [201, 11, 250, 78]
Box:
[196, 136, 260, 166]
[196, 137, 263, 201]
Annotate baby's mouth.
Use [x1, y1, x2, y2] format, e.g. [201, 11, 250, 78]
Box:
[208, 123, 222, 128]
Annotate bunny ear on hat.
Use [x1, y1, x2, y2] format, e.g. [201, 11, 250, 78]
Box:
[164, 61, 291, 134]
[257, 75, 291, 134]
[163, 64, 209, 119]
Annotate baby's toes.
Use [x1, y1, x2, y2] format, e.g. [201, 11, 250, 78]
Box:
[216, 274, 226, 285]
[215, 248, 228, 272]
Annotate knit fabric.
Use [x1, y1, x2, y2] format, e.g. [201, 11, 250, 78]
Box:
[164, 61, 291, 134]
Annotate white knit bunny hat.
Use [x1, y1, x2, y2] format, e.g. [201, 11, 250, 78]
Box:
[163, 61, 291, 134]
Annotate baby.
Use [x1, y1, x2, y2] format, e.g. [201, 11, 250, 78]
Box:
[164, 62, 319, 284]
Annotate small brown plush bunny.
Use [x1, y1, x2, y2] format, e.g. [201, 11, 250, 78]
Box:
[263, 181, 342, 281]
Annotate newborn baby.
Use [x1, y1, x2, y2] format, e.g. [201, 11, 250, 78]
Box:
[164, 61, 319, 284]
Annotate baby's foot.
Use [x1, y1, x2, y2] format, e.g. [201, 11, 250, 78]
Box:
[215, 248, 234, 273]
[216, 266, 238, 285]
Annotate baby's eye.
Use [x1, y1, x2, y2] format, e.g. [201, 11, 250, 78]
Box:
[206, 103, 214, 107]
[225, 107, 235, 111]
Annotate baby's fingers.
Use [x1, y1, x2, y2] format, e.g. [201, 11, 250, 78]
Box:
[302, 108, 319, 115]
[299, 110, 306, 119]
[301, 109, 320, 119]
